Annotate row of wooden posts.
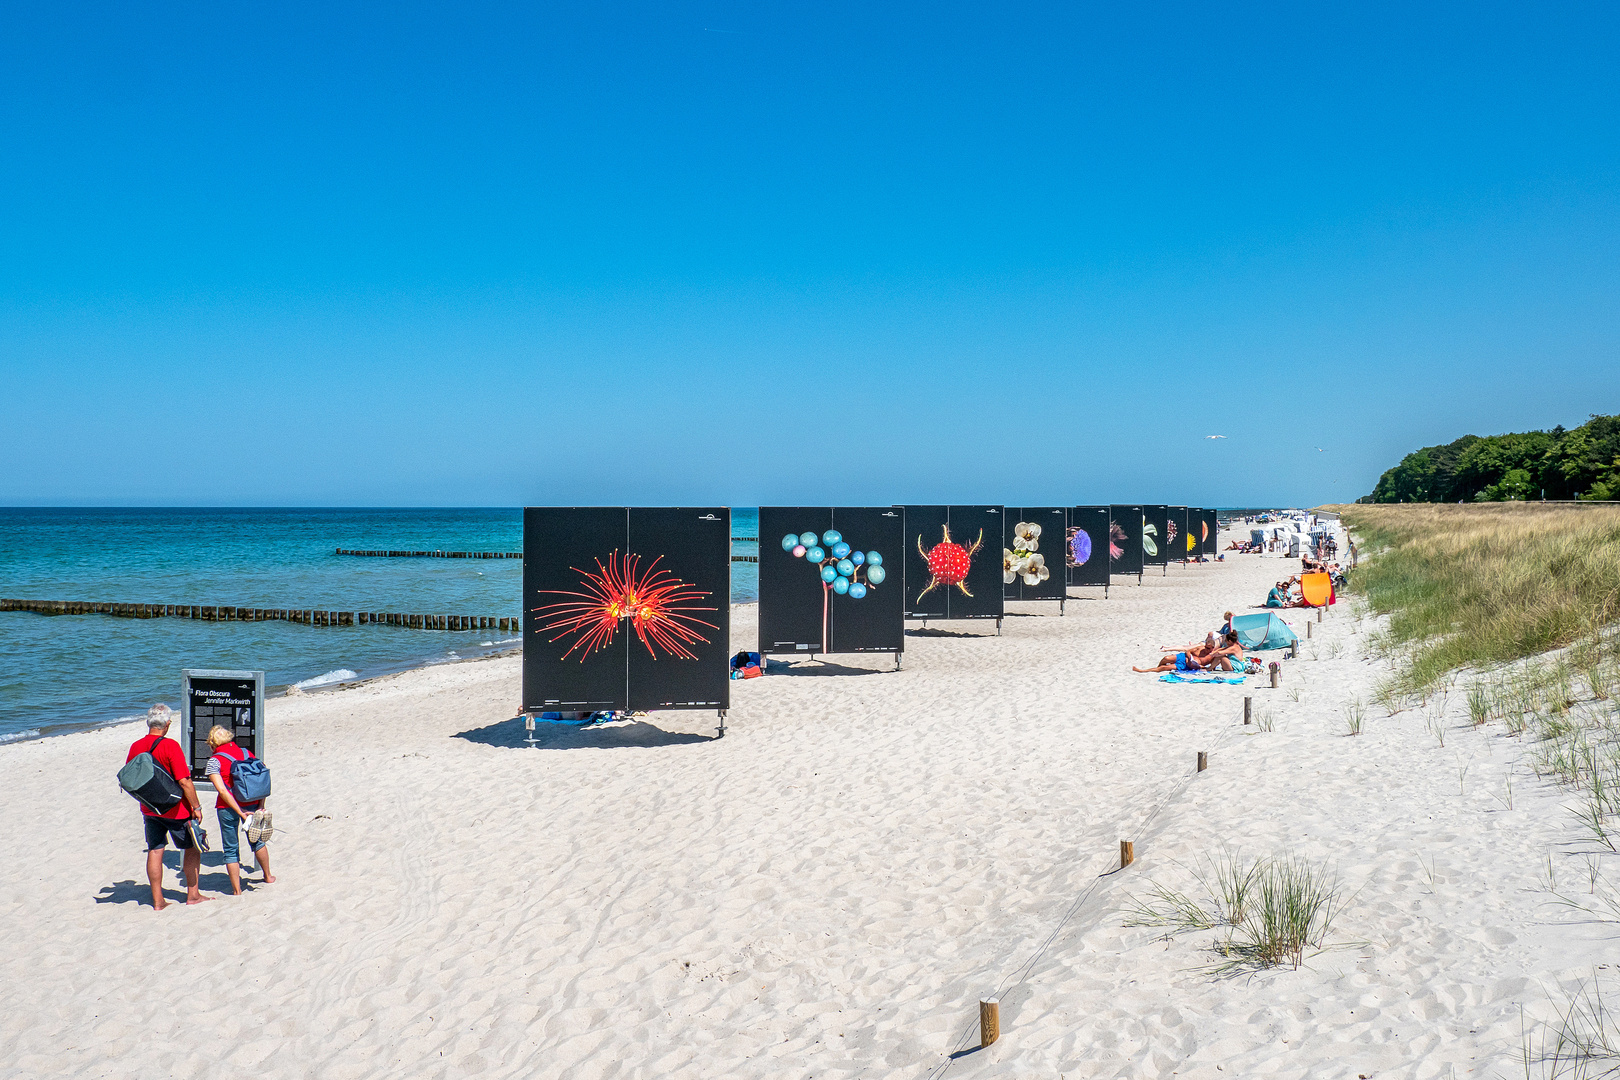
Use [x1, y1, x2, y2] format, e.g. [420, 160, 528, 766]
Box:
[335, 548, 521, 559]
[1, 599, 518, 632]
[975, 608, 1323, 1051]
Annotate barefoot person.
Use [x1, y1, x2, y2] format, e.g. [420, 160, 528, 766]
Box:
[125, 705, 210, 909]
[205, 726, 275, 894]
[1134, 649, 1208, 674]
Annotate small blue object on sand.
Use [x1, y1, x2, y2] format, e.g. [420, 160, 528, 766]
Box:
[537, 711, 620, 726]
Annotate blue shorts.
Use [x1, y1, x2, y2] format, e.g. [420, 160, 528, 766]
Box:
[1175, 652, 1194, 671]
[217, 806, 267, 864]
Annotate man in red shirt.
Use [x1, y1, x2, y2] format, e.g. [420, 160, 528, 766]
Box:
[125, 704, 209, 909]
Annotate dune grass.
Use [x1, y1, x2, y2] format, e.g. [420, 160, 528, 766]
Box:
[1521, 972, 1620, 1080]
[1126, 852, 1344, 973]
[1327, 503, 1620, 694]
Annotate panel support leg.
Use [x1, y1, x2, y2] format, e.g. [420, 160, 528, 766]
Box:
[717, 710, 726, 738]
[894, 651, 902, 671]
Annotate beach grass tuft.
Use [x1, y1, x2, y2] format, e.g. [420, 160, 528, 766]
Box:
[1344, 697, 1365, 736]
[1128, 853, 1343, 973]
[1521, 973, 1620, 1080]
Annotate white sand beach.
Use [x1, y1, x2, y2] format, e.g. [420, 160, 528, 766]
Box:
[2, 535, 1612, 1079]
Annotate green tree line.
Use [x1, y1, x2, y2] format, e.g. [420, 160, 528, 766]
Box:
[1361, 414, 1620, 503]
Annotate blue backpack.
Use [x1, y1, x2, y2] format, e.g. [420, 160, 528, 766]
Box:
[227, 749, 272, 803]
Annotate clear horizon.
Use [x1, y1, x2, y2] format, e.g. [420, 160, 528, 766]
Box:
[3, 3, 1617, 508]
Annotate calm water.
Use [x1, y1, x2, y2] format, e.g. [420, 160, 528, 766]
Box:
[0, 508, 759, 742]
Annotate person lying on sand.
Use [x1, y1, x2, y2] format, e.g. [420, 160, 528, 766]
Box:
[1134, 649, 1208, 673]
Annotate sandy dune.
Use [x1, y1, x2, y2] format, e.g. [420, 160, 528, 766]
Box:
[2, 537, 1612, 1079]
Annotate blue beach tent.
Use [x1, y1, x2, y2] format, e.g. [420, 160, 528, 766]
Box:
[1231, 612, 1298, 651]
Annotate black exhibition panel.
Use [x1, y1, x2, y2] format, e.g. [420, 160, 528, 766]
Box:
[1203, 509, 1220, 555]
[903, 504, 1005, 620]
[523, 507, 730, 714]
[1066, 506, 1111, 588]
[759, 506, 905, 656]
[626, 508, 731, 711]
[1108, 505, 1144, 577]
[1002, 506, 1069, 601]
[1142, 505, 1170, 569]
[181, 670, 264, 784]
[1169, 506, 1190, 561]
[524, 507, 630, 712]
[759, 506, 831, 655]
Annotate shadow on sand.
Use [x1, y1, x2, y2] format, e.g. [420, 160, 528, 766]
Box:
[766, 658, 895, 677]
[454, 717, 717, 750]
[906, 625, 993, 638]
[94, 879, 154, 906]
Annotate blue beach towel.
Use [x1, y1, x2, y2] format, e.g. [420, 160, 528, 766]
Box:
[1159, 672, 1248, 685]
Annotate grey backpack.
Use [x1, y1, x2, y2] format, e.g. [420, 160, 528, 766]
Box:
[118, 752, 185, 813]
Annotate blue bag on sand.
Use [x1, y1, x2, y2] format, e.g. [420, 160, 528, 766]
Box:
[230, 752, 272, 803]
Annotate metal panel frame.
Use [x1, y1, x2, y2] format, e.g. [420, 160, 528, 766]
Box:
[181, 668, 265, 788]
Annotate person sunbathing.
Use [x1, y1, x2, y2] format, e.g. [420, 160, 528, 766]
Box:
[1203, 631, 1246, 671]
[1135, 648, 1208, 673]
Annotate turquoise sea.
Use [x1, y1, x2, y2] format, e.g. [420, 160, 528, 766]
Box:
[0, 508, 759, 743]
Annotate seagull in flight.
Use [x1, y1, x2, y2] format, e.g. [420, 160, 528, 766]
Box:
[1315, 447, 1327, 452]
[1205, 434, 1227, 439]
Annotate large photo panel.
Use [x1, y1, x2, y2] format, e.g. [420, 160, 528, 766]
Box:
[1202, 509, 1219, 556]
[625, 507, 731, 711]
[1066, 506, 1110, 587]
[1142, 505, 1170, 568]
[826, 506, 906, 652]
[1003, 506, 1068, 601]
[759, 506, 834, 654]
[523, 507, 632, 712]
[1169, 506, 1191, 561]
[901, 505, 949, 619]
[904, 505, 1004, 620]
[1108, 505, 1144, 576]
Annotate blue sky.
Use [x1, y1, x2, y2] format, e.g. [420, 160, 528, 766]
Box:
[2, 2, 1616, 507]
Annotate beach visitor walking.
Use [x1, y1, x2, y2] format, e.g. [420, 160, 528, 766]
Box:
[125, 704, 209, 909]
[206, 726, 275, 894]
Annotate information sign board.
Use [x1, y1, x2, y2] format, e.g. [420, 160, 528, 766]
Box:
[181, 669, 265, 785]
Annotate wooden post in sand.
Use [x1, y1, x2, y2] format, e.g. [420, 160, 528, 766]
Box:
[1306, 621, 1312, 639]
[1120, 840, 1135, 868]
[1244, 696, 1252, 724]
[1269, 666, 1280, 689]
[1197, 751, 1208, 772]
[979, 998, 1000, 1047]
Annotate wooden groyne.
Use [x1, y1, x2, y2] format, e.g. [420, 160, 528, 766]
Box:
[336, 548, 520, 559]
[2, 599, 519, 633]
[340, 545, 759, 559]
